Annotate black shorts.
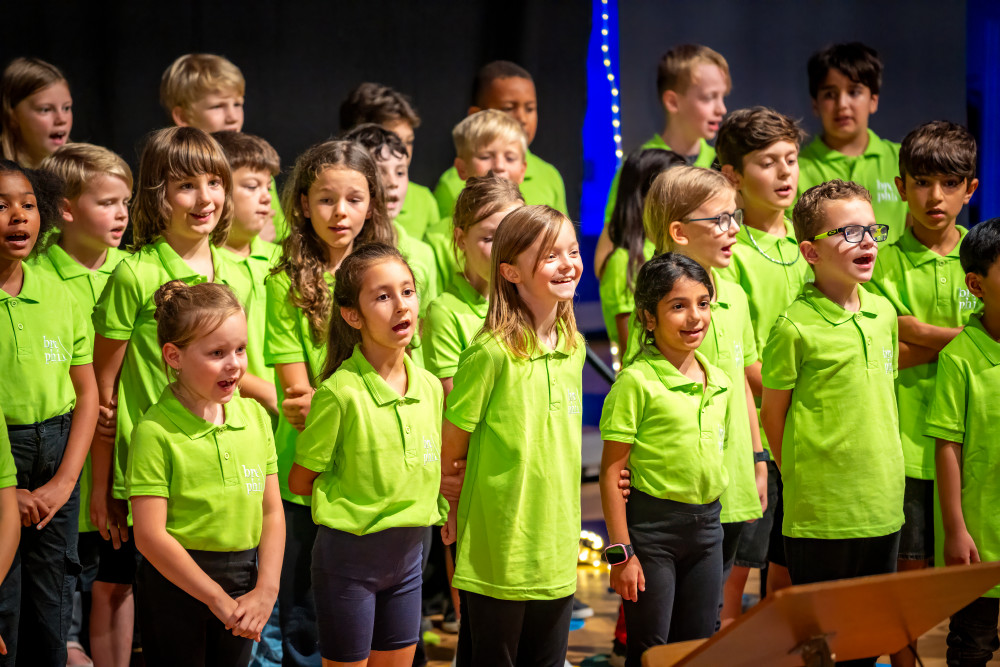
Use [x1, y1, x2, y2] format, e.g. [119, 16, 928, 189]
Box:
[96, 528, 140, 585]
[735, 460, 785, 568]
[898, 477, 935, 561]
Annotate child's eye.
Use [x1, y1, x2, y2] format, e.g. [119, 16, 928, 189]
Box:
[237, 346, 247, 354]
[22, 202, 34, 210]
[914, 179, 928, 187]
[761, 160, 774, 168]
[944, 179, 961, 189]
[403, 288, 415, 297]
[482, 237, 493, 243]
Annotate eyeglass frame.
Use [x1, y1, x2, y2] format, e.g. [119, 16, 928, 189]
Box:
[808, 224, 889, 244]
[683, 209, 744, 232]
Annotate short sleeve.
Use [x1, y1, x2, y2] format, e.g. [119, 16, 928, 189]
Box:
[93, 260, 143, 340]
[423, 302, 463, 379]
[761, 316, 802, 390]
[126, 420, 171, 498]
[923, 352, 967, 444]
[68, 295, 93, 366]
[599, 250, 635, 319]
[247, 399, 279, 475]
[264, 273, 306, 367]
[445, 343, 498, 433]
[294, 385, 341, 472]
[599, 370, 643, 444]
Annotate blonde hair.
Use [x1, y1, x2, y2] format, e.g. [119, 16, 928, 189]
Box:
[643, 166, 734, 253]
[452, 173, 524, 257]
[452, 109, 527, 162]
[1, 57, 69, 166]
[40, 143, 133, 200]
[274, 140, 395, 345]
[484, 205, 579, 359]
[656, 44, 731, 98]
[130, 126, 233, 250]
[160, 53, 246, 118]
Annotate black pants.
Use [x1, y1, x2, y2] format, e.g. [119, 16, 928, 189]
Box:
[947, 596, 1000, 666]
[135, 548, 257, 667]
[785, 531, 900, 667]
[464, 592, 573, 667]
[278, 500, 320, 667]
[623, 491, 723, 667]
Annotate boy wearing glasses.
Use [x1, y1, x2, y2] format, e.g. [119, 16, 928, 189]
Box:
[761, 180, 904, 625]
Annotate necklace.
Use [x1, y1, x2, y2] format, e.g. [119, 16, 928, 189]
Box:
[745, 226, 799, 266]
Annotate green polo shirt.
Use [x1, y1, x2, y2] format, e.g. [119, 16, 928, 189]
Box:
[423, 274, 488, 379]
[446, 332, 585, 600]
[126, 388, 277, 552]
[294, 345, 446, 535]
[868, 226, 980, 479]
[223, 237, 281, 381]
[0, 406, 16, 489]
[396, 182, 439, 240]
[396, 222, 439, 314]
[604, 135, 715, 224]
[601, 349, 730, 504]
[1, 263, 92, 426]
[92, 238, 247, 500]
[433, 149, 567, 219]
[762, 284, 904, 539]
[796, 130, 906, 244]
[264, 269, 334, 505]
[599, 240, 654, 346]
[424, 224, 461, 293]
[269, 177, 289, 241]
[924, 315, 1000, 596]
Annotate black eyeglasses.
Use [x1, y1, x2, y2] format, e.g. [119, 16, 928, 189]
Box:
[809, 224, 889, 244]
[684, 209, 743, 232]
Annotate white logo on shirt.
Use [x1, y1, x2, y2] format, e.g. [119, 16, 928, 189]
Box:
[567, 389, 581, 415]
[876, 180, 899, 203]
[718, 424, 725, 453]
[733, 341, 744, 367]
[43, 335, 69, 364]
[242, 464, 264, 495]
[423, 437, 439, 466]
[883, 346, 894, 375]
[957, 288, 978, 312]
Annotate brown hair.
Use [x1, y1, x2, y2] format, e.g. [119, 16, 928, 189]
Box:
[715, 107, 806, 171]
[339, 83, 421, 131]
[153, 280, 244, 356]
[808, 42, 882, 99]
[452, 109, 526, 162]
[130, 126, 233, 250]
[643, 166, 735, 253]
[656, 44, 731, 99]
[452, 173, 524, 258]
[484, 205, 579, 359]
[792, 179, 872, 242]
[273, 140, 395, 345]
[899, 120, 977, 182]
[1, 57, 69, 166]
[160, 54, 245, 118]
[211, 130, 280, 176]
[39, 142, 133, 200]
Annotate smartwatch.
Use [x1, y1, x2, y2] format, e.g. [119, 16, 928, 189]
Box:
[604, 543, 634, 566]
[754, 450, 771, 464]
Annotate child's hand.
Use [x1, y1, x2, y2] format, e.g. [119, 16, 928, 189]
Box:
[0, 630, 5, 655]
[441, 513, 458, 545]
[95, 401, 117, 442]
[16, 489, 50, 527]
[755, 462, 768, 514]
[31, 476, 75, 529]
[440, 461, 466, 503]
[93, 492, 130, 549]
[229, 587, 277, 641]
[610, 556, 645, 603]
[944, 528, 981, 566]
[209, 593, 240, 629]
[282, 386, 315, 431]
[618, 468, 631, 501]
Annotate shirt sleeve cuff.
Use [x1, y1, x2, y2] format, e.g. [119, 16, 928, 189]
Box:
[923, 424, 964, 444]
[127, 484, 169, 498]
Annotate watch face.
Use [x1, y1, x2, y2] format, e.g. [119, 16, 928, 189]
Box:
[605, 545, 628, 565]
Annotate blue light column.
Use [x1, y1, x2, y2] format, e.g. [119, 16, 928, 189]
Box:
[968, 0, 1000, 223]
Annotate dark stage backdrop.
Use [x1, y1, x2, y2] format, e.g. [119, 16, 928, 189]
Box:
[1, 1, 589, 220]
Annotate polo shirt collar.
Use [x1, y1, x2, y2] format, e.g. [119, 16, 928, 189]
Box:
[740, 218, 797, 253]
[897, 225, 966, 267]
[801, 283, 878, 325]
[451, 273, 488, 317]
[249, 236, 276, 262]
[2, 262, 43, 303]
[45, 242, 118, 281]
[640, 349, 728, 396]
[805, 129, 884, 163]
[350, 345, 423, 406]
[965, 315, 1000, 366]
[528, 328, 574, 360]
[153, 237, 217, 283]
[711, 268, 732, 310]
[157, 385, 247, 439]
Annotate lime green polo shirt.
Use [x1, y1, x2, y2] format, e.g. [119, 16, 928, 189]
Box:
[796, 130, 906, 244]
[264, 269, 334, 505]
[762, 284, 904, 539]
[126, 388, 277, 552]
[601, 349, 730, 504]
[433, 149, 567, 219]
[269, 177, 289, 242]
[1, 263, 92, 426]
[423, 274, 487, 379]
[0, 406, 17, 489]
[294, 345, 447, 535]
[604, 135, 715, 224]
[446, 332, 585, 600]
[396, 223, 440, 313]
[36, 242, 130, 532]
[599, 240, 654, 346]
[223, 237, 281, 381]
[92, 238, 248, 500]
[397, 182, 439, 240]
[924, 315, 1000, 596]
[868, 226, 980, 479]
[424, 224, 461, 293]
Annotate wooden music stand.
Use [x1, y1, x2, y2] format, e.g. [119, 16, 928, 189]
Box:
[643, 561, 1000, 667]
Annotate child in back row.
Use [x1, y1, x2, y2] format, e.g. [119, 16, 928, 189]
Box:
[0, 57, 73, 168]
[0, 160, 98, 666]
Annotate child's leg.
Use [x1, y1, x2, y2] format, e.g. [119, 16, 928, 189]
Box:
[134, 551, 210, 667]
[279, 500, 320, 666]
[370, 528, 424, 658]
[0, 551, 22, 664]
[203, 550, 258, 667]
[463, 593, 527, 667]
[724, 456, 779, 621]
[670, 505, 724, 643]
[90, 527, 138, 667]
[514, 595, 574, 667]
[946, 596, 1000, 666]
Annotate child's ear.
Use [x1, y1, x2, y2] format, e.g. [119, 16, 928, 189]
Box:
[60, 197, 74, 225]
[720, 164, 741, 189]
[964, 178, 980, 204]
[894, 176, 907, 201]
[454, 227, 467, 254]
[162, 343, 182, 373]
[800, 240, 820, 266]
[498, 261, 521, 284]
[810, 97, 820, 119]
[668, 220, 689, 248]
[868, 93, 879, 115]
[340, 306, 363, 331]
[661, 90, 680, 114]
[966, 272, 985, 299]
[454, 157, 469, 181]
[171, 106, 190, 127]
[300, 193, 311, 219]
[642, 309, 657, 333]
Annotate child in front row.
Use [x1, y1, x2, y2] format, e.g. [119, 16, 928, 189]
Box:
[128, 281, 284, 667]
[0, 160, 98, 666]
[928, 218, 1000, 667]
[441, 205, 584, 665]
[288, 243, 446, 666]
[601, 253, 733, 667]
[761, 179, 903, 667]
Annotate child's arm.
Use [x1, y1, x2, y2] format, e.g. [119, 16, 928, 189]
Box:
[898, 317, 962, 369]
[440, 419, 471, 545]
[745, 359, 763, 398]
[274, 363, 314, 431]
[287, 464, 319, 497]
[231, 474, 284, 640]
[614, 314, 630, 355]
[600, 440, 643, 602]
[91, 334, 130, 547]
[936, 438, 979, 566]
[593, 228, 614, 280]
[761, 388, 792, 469]
[0, 486, 15, 654]
[237, 374, 279, 416]
[744, 372, 767, 512]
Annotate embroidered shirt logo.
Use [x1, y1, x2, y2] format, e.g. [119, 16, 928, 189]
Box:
[567, 389, 582, 415]
[875, 180, 899, 203]
[718, 424, 726, 453]
[43, 335, 69, 364]
[882, 346, 894, 375]
[957, 288, 978, 312]
[242, 464, 264, 494]
[423, 437, 439, 466]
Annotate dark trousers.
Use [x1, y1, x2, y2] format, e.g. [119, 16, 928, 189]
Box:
[623, 491, 723, 667]
[947, 596, 1000, 666]
[464, 592, 573, 667]
[278, 500, 320, 667]
[135, 548, 257, 667]
[0, 413, 80, 667]
[785, 530, 901, 667]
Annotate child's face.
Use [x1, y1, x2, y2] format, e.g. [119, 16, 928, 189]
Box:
[178, 90, 245, 133]
[13, 81, 72, 164]
[230, 167, 274, 238]
[504, 219, 582, 307]
[456, 138, 527, 184]
[477, 76, 538, 145]
[0, 171, 40, 263]
[62, 175, 130, 251]
[666, 64, 728, 141]
[735, 141, 799, 214]
[382, 120, 415, 165]
[670, 192, 739, 270]
[643, 277, 712, 356]
[812, 68, 878, 144]
[167, 311, 248, 406]
[346, 259, 418, 351]
[164, 173, 226, 243]
[302, 167, 370, 256]
[896, 173, 978, 234]
[801, 198, 879, 284]
[457, 203, 519, 288]
[375, 147, 409, 221]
